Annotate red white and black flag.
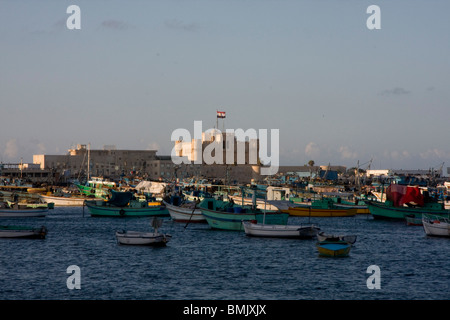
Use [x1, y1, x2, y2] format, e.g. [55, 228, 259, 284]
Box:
[217, 111, 226, 118]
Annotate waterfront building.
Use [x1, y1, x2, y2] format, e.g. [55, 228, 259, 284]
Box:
[33, 144, 177, 182]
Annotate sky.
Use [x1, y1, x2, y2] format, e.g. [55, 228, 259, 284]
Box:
[0, 0, 449, 173]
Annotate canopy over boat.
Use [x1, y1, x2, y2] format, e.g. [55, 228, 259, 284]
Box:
[386, 184, 424, 207]
[135, 181, 166, 194]
[107, 190, 133, 207]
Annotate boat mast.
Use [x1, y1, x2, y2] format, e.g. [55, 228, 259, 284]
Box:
[87, 143, 91, 182]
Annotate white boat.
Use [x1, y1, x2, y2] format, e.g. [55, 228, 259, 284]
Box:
[115, 218, 171, 246]
[0, 225, 47, 239]
[242, 220, 320, 239]
[163, 200, 205, 223]
[422, 214, 450, 237]
[229, 195, 280, 211]
[40, 194, 89, 207]
[115, 231, 171, 246]
[317, 231, 357, 244]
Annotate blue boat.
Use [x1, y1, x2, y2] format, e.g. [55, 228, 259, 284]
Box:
[316, 240, 351, 257]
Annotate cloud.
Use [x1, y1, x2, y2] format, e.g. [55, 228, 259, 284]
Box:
[101, 19, 130, 30]
[165, 19, 199, 32]
[338, 146, 358, 160]
[379, 87, 411, 96]
[305, 142, 320, 159]
[4, 139, 18, 159]
[419, 148, 449, 159]
[384, 150, 411, 161]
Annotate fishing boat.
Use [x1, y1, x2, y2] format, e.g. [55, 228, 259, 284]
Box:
[366, 184, 450, 221]
[316, 192, 370, 214]
[366, 200, 449, 220]
[242, 220, 319, 239]
[162, 195, 205, 223]
[182, 189, 211, 202]
[284, 198, 356, 217]
[198, 198, 289, 231]
[116, 218, 171, 246]
[316, 240, 351, 257]
[85, 190, 169, 217]
[40, 193, 92, 207]
[422, 214, 450, 237]
[228, 195, 280, 211]
[317, 231, 357, 244]
[76, 177, 116, 199]
[0, 225, 47, 239]
[0, 201, 49, 217]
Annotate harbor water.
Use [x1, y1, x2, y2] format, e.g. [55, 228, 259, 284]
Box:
[0, 207, 449, 300]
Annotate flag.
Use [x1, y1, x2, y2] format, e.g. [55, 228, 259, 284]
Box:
[217, 111, 226, 118]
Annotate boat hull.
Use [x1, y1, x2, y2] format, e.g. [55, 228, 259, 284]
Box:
[334, 203, 370, 214]
[115, 231, 171, 246]
[163, 201, 206, 223]
[85, 201, 169, 217]
[229, 195, 279, 211]
[0, 208, 48, 217]
[366, 200, 449, 220]
[40, 194, 88, 207]
[201, 208, 289, 231]
[285, 206, 355, 217]
[422, 214, 450, 237]
[0, 226, 47, 239]
[316, 241, 351, 257]
[242, 221, 319, 238]
[198, 198, 289, 231]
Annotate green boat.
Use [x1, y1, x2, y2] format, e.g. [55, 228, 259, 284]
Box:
[76, 177, 117, 198]
[198, 198, 289, 231]
[366, 200, 449, 220]
[85, 190, 169, 217]
[366, 184, 450, 220]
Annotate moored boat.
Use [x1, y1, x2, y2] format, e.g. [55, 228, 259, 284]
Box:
[366, 200, 449, 221]
[316, 240, 351, 257]
[40, 194, 92, 207]
[0, 225, 47, 239]
[85, 190, 169, 217]
[115, 230, 171, 246]
[366, 184, 450, 221]
[76, 177, 116, 199]
[333, 202, 370, 214]
[116, 218, 171, 246]
[0, 201, 49, 217]
[284, 198, 356, 217]
[162, 196, 205, 223]
[199, 198, 289, 231]
[242, 220, 320, 239]
[422, 214, 450, 237]
[317, 231, 357, 245]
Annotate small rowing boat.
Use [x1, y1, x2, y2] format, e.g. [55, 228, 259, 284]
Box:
[115, 218, 171, 246]
[0, 225, 47, 239]
[316, 240, 351, 257]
